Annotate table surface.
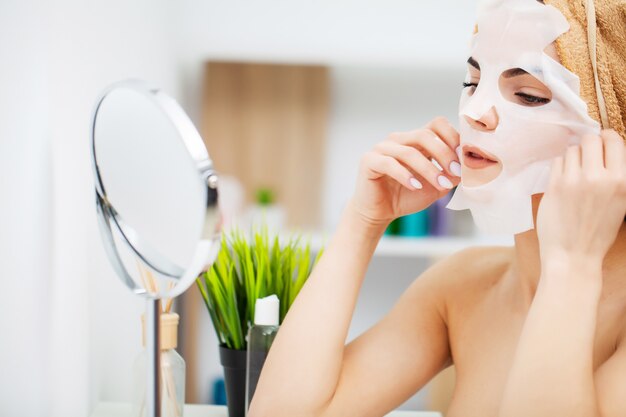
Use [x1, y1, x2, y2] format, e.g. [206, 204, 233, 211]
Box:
[91, 402, 442, 417]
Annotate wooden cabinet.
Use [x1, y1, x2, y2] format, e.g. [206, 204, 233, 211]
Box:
[200, 61, 329, 230]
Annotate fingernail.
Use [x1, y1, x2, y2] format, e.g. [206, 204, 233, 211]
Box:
[455, 146, 462, 159]
[409, 177, 423, 190]
[438, 175, 454, 189]
[450, 161, 462, 177]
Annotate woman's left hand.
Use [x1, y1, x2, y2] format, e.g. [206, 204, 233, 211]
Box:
[537, 129, 626, 266]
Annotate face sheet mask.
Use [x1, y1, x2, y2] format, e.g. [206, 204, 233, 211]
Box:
[445, 0, 600, 235]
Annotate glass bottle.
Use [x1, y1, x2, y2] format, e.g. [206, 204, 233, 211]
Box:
[133, 313, 185, 417]
[245, 295, 280, 415]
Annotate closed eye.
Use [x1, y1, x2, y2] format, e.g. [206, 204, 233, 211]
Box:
[514, 92, 550, 106]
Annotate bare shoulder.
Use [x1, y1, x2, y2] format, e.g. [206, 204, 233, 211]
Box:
[408, 245, 514, 318]
[418, 245, 514, 288]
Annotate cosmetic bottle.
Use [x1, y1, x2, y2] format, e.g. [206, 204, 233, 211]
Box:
[133, 313, 185, 417]
[427, 191, 453, 236]
[245, 295, 280, 415]
[398, 210, 429, 237]
[384, 217, 402, 236]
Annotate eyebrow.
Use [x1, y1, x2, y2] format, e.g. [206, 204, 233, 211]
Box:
[502, 68, 530, 78]
[466, 59, 537, 79]
[467, 57, 480, 70]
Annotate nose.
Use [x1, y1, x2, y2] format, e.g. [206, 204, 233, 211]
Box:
[464, 106, 499, 132]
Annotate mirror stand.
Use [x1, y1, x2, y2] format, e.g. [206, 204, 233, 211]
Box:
[146, 299, 162, 417]
[91, 79, 221, 417]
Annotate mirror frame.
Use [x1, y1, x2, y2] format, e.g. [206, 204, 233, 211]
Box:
[90, 79, 221, 298]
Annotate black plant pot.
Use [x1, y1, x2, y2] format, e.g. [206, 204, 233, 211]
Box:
[219, 345, 248, 417]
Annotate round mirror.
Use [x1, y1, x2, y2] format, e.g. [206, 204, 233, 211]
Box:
[91, 79, 222, 299]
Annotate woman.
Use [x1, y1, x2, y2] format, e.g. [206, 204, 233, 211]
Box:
[249, 1, 626, 416]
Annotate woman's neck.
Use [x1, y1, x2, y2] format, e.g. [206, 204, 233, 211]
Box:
[511, 194, 626, 307]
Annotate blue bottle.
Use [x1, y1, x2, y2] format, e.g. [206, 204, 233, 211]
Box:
[398, 210, 429, 237]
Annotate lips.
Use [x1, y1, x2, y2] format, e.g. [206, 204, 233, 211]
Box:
[462, 145, 500, 169]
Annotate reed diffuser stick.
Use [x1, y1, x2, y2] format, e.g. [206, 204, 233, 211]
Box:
[164, 362, 182, 417]
[164, 281, 175, 314]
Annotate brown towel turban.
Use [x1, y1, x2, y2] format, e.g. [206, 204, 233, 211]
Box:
[544, 0, 626, 141]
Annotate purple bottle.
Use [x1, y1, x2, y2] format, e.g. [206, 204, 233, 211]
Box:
[428, 190, 454, 236]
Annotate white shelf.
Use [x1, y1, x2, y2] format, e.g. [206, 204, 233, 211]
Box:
[281, 231, 514, 258]
[374, 234, 513, 258]
[90, 402, 441, 417]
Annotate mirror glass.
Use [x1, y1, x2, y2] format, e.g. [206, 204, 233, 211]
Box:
[92, 80, 221, 299]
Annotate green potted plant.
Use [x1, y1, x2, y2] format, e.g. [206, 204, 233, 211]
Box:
[196, 222, 324, 417]
[246, 186, 285, 233]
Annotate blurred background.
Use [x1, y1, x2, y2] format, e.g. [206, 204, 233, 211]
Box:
[0, 0, 511, 416]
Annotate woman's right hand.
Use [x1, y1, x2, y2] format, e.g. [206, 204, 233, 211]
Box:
[350, 117, 462, 228]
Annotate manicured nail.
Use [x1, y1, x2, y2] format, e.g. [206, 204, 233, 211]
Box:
[432, 159, 443, 171]
[409, 177, 423, 189]
[450, 161, 462, 177]
[438, 175, 454, 189]
[455, 146, 462, 159]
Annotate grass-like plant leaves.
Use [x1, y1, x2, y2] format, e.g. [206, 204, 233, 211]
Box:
[196, 222, 324, 350]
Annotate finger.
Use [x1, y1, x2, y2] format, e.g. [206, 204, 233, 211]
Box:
[426, 117, 461, 151]
[548, 155, 564, 187]
[375, 141, 458, 191]
[419, 129, 462, 178]
[602, 129, 625, 175]
[387, 129, 461, 179]
[426, 117, 462, 173]
[580, 134, 604, 171]
[563, 144, 581, 177]
[362, 152, 424, 191]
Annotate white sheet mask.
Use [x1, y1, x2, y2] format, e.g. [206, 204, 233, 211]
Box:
[445, 0, 600, 235]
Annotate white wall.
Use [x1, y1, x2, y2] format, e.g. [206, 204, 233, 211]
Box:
[45, 1, 180, 412]
[174, 0, 475, 66]
[1, 1, 183, 415]
[0, 2, 50, 416]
